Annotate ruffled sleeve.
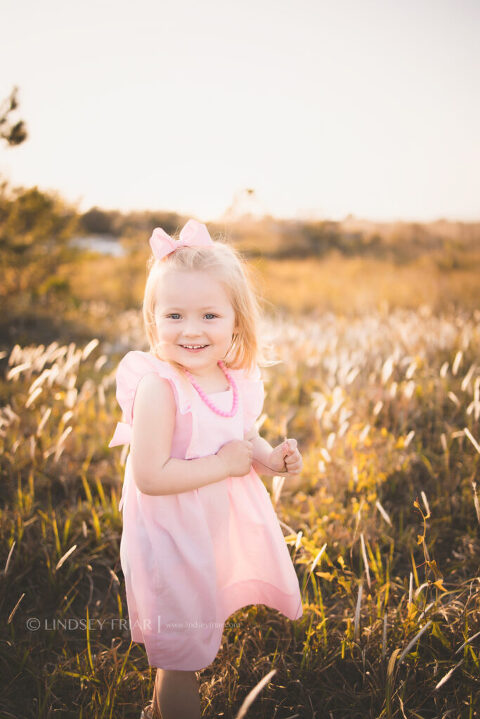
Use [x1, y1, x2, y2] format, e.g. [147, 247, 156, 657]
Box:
[239, 363, 265, 434]
[108, 351, 193, 448]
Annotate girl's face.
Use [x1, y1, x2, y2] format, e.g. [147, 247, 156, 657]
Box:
[154, 269, 237, 377]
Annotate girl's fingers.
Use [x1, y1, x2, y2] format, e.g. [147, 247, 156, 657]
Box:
[287, 465, 302, 473]
[285, 450, 301, 463]
[285, 457, 302, 472]
[283, 438, 298, 455]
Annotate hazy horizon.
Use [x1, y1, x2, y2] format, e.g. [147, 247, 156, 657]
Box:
[1, 0, 479, 223]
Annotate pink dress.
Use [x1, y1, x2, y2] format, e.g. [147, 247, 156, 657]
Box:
[109, 350, 303, 670]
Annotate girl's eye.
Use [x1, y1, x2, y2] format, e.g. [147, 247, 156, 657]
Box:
[165, 313, 217, 320]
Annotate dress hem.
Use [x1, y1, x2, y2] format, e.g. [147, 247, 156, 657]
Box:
[130, 577, 304, 671]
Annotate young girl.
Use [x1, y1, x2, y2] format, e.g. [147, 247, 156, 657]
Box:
[109, 219, 304, 719]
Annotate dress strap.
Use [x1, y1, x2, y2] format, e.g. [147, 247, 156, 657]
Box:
[236, 364, 265, 433]
[108, 420, 132, 448]
[108, 350, 200, 458]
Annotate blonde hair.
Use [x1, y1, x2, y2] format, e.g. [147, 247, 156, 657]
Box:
[142, 230, 277, 376]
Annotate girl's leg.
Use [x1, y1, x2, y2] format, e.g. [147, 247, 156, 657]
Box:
[152, 668, 202, 719]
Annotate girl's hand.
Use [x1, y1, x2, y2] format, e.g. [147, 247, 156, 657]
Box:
[216, 439, 253, 477]
[268, 438, 303, 476]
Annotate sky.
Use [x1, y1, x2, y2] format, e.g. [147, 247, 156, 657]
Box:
[1, 0, 479, 222]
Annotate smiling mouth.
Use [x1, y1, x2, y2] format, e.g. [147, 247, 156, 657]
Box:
[179, 344, 209, 350]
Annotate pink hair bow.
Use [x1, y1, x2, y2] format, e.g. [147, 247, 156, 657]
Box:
[149, 219, 214, 260]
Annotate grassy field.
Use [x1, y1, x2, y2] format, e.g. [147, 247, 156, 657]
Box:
[1, 201, 480, 717]
[1, 292, 480, 717]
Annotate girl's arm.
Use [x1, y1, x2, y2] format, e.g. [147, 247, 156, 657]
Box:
[130, 373, 230, 495]
[245, 426, 281, 477]
[245, 427, 287, 477]
[245, 426, 302, 477]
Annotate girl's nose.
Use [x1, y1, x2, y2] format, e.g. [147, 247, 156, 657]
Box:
[183, 325, 202, 337]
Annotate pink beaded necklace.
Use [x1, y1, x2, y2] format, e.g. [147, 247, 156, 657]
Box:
[183, 360, 239, 417]
[184, 360, 293, 474]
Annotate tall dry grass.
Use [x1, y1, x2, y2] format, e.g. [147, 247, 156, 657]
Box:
[1, 306, 480, 717]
